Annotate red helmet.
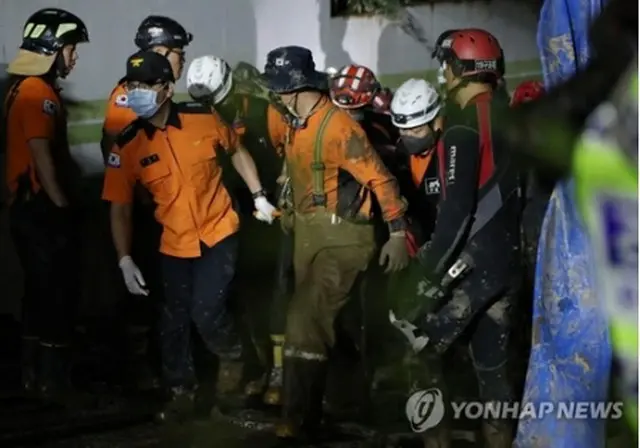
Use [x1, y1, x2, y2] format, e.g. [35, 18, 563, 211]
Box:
[435, 28, 504, 79]
[511, 80, 544, 106]
[371, 87, 393, 114]
[329, 64, 380, 109]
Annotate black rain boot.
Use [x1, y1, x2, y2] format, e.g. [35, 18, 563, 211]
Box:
[21, 338, 39, 395]
[38, 344, 75, 405]
[155, 386, 196, 423]
[215, 359, 244, 412]
[275, 356, 328, 441]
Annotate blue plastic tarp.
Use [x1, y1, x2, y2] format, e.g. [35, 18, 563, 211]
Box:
[514, 0, 612, 447]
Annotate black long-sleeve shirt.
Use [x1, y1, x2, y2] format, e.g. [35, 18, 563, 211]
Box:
[419, 124, 481, 275]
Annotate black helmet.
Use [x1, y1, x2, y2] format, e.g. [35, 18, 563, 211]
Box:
[20, 8, 89, 55]
[135, 16, 192, 50]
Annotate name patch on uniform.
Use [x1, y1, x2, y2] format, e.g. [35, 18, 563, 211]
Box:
[107, 152, 121, 168]
[115, 94, 128, 107]
[140, 154, 160, 167]
[42, 99, 57, 115]
[424, 177, 440, 195]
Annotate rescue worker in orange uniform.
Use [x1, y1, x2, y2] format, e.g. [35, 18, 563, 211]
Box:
[102, 51, 277, 421]
[4, 8, 89, 400]
[260, 46, 410, 440]
[100, 16, 192, 391]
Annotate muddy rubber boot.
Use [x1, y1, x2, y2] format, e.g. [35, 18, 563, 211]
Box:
[243, 373, 266, 398]
[263, 334, 284, 406]
[155, 386, 196, 423]
[275, 357, 328, 441]
[21, 338, 39, 395]
[216, 359, 244, 396]
[263, 366, 283, 406]
[38, 344, 77, 405]
[481, 420, 513, 448]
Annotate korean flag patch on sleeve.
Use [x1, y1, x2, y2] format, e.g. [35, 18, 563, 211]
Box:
[42, 99, 58, 116]
[107, 152, 121, 168]
[115, 94, 128, 107]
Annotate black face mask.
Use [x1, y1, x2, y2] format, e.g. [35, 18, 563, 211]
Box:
[401, 129, 441, 155]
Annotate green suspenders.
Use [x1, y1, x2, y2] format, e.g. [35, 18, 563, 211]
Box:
[310, 107, 338, 207]
[281, 106, 338, 210]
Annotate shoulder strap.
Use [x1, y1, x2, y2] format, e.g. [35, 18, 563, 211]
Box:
[242, 95, 250, 116]
[476, 99, 494, 190]
[311, 106, 338, 206]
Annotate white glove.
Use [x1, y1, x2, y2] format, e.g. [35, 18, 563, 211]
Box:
[118, 255, 149, 296]
[254, 196, 277, 224]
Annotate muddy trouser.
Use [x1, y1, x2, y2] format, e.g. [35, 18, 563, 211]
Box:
[411, 273, 518, 441]
[159, 236, 242, 389]
[9, 195, 79, 346]
[282, 211, 375, 429]
[270, 230, 294, 335]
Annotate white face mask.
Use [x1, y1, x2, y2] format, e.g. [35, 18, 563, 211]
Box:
[437, 61, 448, 86]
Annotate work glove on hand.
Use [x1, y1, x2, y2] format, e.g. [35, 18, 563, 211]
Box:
[119, 255, 148, 296]
[254, 196, 277, 224]
[379, 231, 410, 274]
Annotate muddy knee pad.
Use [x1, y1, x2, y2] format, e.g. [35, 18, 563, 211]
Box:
[469, 299, 513, 402]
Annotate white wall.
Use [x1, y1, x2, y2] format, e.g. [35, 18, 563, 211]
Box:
[0, 0, 538, 101]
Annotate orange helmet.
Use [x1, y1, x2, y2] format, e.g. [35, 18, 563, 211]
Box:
[329, 64, 380, 109]
[434, 28, 504, 79]
[511, 80, 544, 106]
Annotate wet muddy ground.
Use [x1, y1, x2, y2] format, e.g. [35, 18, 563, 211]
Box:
[0, 361, 480, 448]
[0, 312, 632, 448]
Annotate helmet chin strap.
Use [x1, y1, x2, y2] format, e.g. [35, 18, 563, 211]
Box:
[54, 52, 69, 79]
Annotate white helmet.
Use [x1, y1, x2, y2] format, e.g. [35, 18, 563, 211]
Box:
[390, 78, 441, 129]
[186, 55, 233, 105]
